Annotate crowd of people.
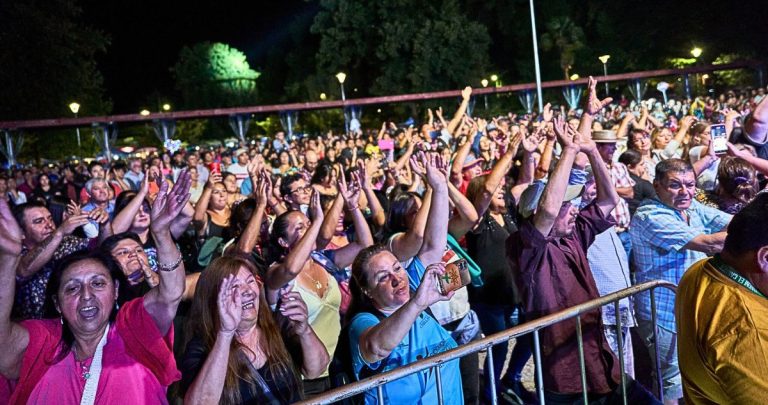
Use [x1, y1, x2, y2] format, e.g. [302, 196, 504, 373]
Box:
[0, 77, 767, 405]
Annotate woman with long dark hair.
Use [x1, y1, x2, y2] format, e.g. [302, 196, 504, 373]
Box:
[265, 172, 373, 396]
[181, 256, 328, 404]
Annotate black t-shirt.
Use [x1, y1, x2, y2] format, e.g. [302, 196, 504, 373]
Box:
[627, 173, 657, 216]
[465, 210, 518, 305]
[180, 336, 301, 405]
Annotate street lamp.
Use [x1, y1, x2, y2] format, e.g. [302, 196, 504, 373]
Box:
[68, 102, 82, 153]
[140, 109, 150, 116]
[162, 103, 171, 111]
[481, 79, 489, 110]
[320, 93, 327, 101]
[336, 72, 348, 133]
[528, 0, 544, 113]
[598, 54, 610, 95]
[691, 47, 702, 58]
[490, 74, 499, 87]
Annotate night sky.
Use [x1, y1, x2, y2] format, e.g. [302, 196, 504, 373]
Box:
[80, 0, 309, 113]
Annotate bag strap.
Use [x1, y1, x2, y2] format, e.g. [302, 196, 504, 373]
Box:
[80, 323, 110, 405]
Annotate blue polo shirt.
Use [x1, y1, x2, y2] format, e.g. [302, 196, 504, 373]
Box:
[348, 257, 463, 405]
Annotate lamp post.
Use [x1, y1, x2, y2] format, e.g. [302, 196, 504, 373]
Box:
[490, 74, 500, 88]
[481, 79, 489, 110]
[162, 103, 171, 112]
[690, 47, 703, 95]
[68, 102, 81, 154]
[336, 72, 348, 133]
[528, 0, 544, 113]
[691, 47, 702, 58]
[598, 54, 610, 96]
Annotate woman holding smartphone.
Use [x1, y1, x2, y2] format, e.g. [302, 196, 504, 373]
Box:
[345, 152, 462, 404]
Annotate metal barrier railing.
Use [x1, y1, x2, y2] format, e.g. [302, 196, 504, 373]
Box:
[299, 280, 678, 405]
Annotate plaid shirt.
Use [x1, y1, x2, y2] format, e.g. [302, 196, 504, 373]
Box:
[608, 162, 635, 229]
[629, 198, 731, 331]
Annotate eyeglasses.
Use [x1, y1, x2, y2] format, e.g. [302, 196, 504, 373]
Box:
[289, 185, 312, 195]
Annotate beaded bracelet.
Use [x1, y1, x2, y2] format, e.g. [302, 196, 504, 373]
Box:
[157, 253, 183, 272]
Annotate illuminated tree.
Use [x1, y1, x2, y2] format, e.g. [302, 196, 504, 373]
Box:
[172, 42, 261, 109]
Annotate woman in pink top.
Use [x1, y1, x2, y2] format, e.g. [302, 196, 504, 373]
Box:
[0, 171, 192, 404]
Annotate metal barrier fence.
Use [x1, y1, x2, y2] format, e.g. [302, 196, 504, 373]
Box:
[299, 280, 678, 405]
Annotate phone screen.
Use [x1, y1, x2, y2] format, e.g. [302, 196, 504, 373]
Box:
[710, 124, 728, 155]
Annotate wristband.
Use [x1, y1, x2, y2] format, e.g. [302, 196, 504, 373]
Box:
[157, 252, 183, 272]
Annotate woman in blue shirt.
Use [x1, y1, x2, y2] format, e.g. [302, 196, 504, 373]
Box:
[345, 152, 463, 404]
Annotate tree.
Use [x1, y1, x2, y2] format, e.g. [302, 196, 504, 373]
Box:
[540, 16, 585, 80]
[0, 0, 111, 120]
[311, 0, 490, 96]
[172, 42, 261, 109]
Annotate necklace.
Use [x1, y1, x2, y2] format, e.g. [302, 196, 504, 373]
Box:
[76, 356, 93, 381]
[302, 267, 324, 291]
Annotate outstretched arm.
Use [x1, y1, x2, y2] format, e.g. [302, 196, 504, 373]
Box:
[447, 87, 473, 135]
[144, 170, 191, 336]
[358, 264, 452, 364]
[418, 153, 450, 266]
[329, 172, 374, 268]
[112, 171, 150, 234]
[265, 191, 324, 291]
[745, 95, 768, 145]
[0, 199, 28, 379]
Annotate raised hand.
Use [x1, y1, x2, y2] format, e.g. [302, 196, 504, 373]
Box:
[254, 170, 271, 205]
[435, 106, 444, 119]
[680, 115, 697, 129]
[412, 263, 453, 310]
[246, 156, 263, 178]
[461, 86, 472, 100]
[308, 189, 324, 222]
[217, 275, 243, 336]
[338, 170, 361, 210]
[139, 170, 151, 197]
[424, 152, 447, 188]
[206, 171, 222, 189]
[585, 76, 613, 115]
[409, 152, 427, 178]
[87, 208, 110, 225]
[508, 130, 523, 155]
[553, 116, 579, 151]
[523, 130, 544, 153]
[272, 176, 283, 201]
[151, 169, 192, 233]
[542, 103, 554, 122]
[278, 290, 311, 336]
[0, 199, 22, 257]
[356, 160, 373, 191]
[59, 213, 91, 235]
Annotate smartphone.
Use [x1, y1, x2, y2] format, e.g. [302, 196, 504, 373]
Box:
[437, 259, 471, 295]
[710, 124, 728, 155]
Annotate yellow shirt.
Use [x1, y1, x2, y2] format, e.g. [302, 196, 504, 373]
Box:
[676, 258, 768, 404]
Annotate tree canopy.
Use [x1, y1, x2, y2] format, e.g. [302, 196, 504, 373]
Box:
[311, 0, 490, 96]
[0, 0, 111, 120]
[172, 42, 261, 109]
